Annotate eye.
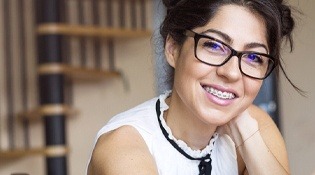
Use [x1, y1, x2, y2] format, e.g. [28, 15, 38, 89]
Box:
[244, 53, 264, 64]
[204, 41, 221, 50]
[202, 40, 226, 54]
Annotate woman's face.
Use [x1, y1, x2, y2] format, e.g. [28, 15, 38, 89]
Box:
[166, 5, 267, 126]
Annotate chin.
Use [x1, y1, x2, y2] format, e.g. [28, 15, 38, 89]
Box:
[202, 109, 234, 126]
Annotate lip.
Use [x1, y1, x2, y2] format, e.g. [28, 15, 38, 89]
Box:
[201, 83, 239, 106]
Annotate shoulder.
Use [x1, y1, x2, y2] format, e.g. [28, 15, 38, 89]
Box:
[88, 98, 160, 174]
[88, 125, 158, 174]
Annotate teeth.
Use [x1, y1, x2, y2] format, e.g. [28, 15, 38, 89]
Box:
[204, 87, 235, 99]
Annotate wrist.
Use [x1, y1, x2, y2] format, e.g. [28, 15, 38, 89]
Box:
[236, 130, 260, 148]
[228, 110, 259, 147]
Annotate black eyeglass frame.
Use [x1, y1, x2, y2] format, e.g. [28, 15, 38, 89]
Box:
[184, 30, 277, 80]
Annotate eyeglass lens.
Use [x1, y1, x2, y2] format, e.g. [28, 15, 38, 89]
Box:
[195, 35, 274, 79]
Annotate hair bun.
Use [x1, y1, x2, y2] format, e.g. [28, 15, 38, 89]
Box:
[280, 5, 295, 37]
[162, 0, 182, 9]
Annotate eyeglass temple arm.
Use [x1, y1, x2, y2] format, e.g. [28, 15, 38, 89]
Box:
[184, 30, 195, 37]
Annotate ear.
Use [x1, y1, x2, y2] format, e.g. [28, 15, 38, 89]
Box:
[164, 35, 180, 68]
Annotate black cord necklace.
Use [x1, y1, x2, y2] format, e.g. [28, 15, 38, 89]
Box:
[156, 99, 214, 175]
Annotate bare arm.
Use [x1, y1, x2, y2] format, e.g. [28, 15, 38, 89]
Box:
[227, 105, 290, 175]
[88, 125, 159, 175]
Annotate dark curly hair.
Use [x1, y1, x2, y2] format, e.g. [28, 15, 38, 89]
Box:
[159, 0, 303, 94]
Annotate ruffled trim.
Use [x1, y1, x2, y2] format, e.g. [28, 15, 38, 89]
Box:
[158, 91, 218, 159]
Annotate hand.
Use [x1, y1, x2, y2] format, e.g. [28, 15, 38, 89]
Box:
[218, 109, 259, 147]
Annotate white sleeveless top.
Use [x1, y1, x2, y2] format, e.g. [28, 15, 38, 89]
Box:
[91, 92, 238, 174]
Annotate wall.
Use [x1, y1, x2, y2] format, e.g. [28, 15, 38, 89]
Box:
[280, 0, 315, 174]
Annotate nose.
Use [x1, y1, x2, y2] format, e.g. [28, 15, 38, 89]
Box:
[216, 56, 242, 81]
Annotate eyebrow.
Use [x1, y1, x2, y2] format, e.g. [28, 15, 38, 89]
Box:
[245, 42, 269, 53]
[201, 29, 269, 53]
[201, 29, 232, 43]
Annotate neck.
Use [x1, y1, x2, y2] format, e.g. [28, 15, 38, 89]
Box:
[164, 92, 217, 150]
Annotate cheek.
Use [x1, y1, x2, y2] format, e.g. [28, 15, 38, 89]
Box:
[243, 78, 263, 100]
[174, 49, 199, 79]
[175, 50, 212, 79]
[174, 60, 211, 89]
[174, 40, 215, 81]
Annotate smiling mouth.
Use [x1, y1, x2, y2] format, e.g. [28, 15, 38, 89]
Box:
[203, 86, 236, 100]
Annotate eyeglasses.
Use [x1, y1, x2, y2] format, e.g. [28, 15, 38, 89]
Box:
[184, 30, 277, 80]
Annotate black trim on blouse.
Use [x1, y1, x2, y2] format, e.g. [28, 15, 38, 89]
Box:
[156, 99, 213, 175]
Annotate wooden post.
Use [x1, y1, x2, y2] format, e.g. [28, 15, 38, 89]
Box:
[106, 0, 115, 71]
[92, 0, 102, 69]
[35, 0, 68, 174]
[130, 0, 137, 29]
[3, 0, 15, 150]
[18, 0, 30, 149]
[78, 0, 87, 67]
[140, 0, 146, 30]
[118, 0, 126, 28]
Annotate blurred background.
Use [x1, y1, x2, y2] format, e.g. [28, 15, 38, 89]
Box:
[0, 0, 314, 174]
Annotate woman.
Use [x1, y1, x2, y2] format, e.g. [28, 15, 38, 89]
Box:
[88, 0, 296, 174]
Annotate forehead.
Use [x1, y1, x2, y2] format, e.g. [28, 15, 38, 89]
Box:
[194, 4, 268, 49]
